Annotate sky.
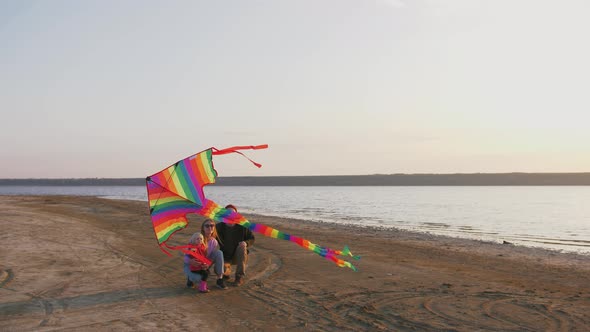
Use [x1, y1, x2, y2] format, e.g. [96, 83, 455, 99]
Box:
[1, 0, 589, 178]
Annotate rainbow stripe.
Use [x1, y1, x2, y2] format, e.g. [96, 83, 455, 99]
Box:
[241, 218, 360, 271]
[147, 149, 217, 244]
[195, 200, 360, 271]
[146, 145, 359, 270]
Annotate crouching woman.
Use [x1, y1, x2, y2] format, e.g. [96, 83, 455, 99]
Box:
[184, 219, 228, 290]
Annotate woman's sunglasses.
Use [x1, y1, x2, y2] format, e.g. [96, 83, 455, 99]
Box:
[204, 224, 215, 228]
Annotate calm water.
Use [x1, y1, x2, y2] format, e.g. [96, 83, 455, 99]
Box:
[1, 185, 589, 254]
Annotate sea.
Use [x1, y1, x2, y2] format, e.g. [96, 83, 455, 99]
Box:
[1, 185, 589, 255]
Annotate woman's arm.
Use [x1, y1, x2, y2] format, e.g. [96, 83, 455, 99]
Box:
[207, 238, 219, 257]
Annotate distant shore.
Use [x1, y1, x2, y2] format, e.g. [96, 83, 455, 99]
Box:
[3, 172, 590, 186]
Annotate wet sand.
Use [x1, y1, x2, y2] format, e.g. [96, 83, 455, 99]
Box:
[1, 195, 589, 331]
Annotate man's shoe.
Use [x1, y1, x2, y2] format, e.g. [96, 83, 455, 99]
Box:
[234, 276, 244, 287]
[216, 278, 228, 289]
[186, 278, 194, 288]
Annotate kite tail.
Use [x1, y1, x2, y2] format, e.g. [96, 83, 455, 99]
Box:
[326, 254, 358, 272]
[339, 245, 361, 260]
[159, 244, 174, 257]
[211, 144, 269, 168]
[161, 243, 199, 256]
[180, 247, 212, 266]
[236, 219, 359, 271]
[159, 243, 213, 266]
[192, 198, 359, 270]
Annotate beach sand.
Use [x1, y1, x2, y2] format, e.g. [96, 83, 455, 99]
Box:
[1, 195, 589, 331]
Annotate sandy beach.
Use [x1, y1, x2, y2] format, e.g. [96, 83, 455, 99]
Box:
[1, 195, 589, 331]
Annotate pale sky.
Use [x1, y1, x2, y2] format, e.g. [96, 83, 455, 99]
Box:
[1, 0, 589, 178]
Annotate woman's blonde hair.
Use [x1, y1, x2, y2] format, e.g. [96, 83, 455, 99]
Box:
[200, 219, 219, 248]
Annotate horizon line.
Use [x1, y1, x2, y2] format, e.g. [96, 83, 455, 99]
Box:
[2, 171, 590, 181]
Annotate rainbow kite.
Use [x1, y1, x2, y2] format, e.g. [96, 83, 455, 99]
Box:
[146, 145, 359, 271]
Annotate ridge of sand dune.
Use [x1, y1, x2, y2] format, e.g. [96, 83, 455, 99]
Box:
[1, 195, 589, 331]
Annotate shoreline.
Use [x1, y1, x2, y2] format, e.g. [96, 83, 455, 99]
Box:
[1, 195, 589, 330]
[249, 211, 590, 258]
[245, 212, 590, 272]
[2, 187, 589, 256]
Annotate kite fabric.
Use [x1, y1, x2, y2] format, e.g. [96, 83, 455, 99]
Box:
[183, 247, 212, 267]
[146, 144, 360, 271]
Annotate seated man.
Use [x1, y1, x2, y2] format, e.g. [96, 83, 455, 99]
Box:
[215, 204, 255, 286]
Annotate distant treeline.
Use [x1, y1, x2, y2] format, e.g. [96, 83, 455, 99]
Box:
[2, 173, 590, 186]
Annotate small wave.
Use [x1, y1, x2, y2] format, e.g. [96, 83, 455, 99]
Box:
[505, 236, 590, 247]
[421, 222, 451, 228]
